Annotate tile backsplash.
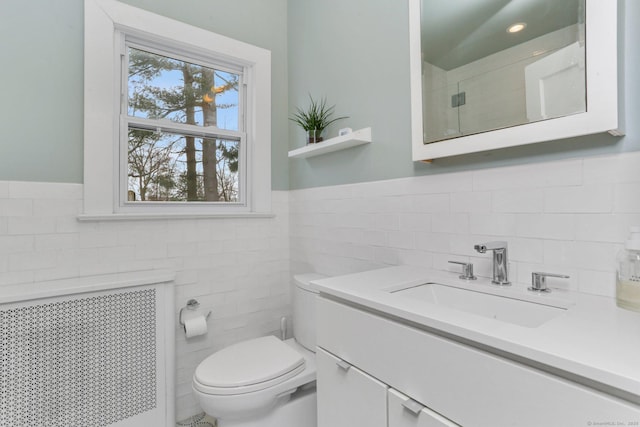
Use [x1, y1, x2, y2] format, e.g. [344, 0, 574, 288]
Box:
[290, 151, 640, 298]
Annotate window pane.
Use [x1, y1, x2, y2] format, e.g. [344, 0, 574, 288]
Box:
[127, 47, 239, 131]
[127, 128, 239, 203]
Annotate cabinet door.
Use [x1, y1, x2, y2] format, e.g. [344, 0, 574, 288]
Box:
[388, 389, 459, 427]
[317, 347, 388, 427]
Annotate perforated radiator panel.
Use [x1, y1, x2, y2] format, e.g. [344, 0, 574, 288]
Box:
[0, 289, 158, 427]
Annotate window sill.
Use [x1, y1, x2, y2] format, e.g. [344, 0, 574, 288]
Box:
[77, 212, 276, 222]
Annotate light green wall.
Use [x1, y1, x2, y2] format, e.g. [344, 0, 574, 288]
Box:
[287, 0, 640, 190]
[2, 1, 638, 191]
[0, 0, 84, 183]
[0, 0, 290, 190]
[287, 0, 415, 188]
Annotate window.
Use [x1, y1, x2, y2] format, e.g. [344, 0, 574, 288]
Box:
[124, 44, 244, 204]
[83, 0, 271, 218]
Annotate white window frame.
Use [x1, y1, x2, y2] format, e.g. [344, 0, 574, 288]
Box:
[82, 0, 271, 219]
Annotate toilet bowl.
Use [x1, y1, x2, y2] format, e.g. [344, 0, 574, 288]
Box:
[193, 273, 326, 427]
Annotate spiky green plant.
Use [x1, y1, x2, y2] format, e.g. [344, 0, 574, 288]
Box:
[290, 95, 348, 136]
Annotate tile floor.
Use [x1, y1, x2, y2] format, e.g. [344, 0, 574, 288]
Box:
[176, 413, 216, 427]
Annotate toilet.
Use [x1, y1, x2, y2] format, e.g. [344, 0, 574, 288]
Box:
[193, 273, 326, 427]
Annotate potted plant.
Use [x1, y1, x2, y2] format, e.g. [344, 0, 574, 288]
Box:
[290, 95, 348, 144]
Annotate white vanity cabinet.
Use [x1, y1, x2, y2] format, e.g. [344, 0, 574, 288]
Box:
[316, 296, 640, 427]
[317, 345, 458, 427]
[316, 347, 387, 427]
[388, 389, 459, 427]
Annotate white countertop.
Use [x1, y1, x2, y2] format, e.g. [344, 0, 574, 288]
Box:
[312, 265, 640, 402]
[0, 269, 175, 304]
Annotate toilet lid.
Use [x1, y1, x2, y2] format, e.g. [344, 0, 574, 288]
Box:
[195, 336, 305, 392]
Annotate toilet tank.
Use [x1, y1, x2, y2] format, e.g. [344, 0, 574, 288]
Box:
[292, 273, 327, 352]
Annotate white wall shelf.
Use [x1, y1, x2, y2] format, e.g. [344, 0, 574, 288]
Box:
[288, 127, 371, 159]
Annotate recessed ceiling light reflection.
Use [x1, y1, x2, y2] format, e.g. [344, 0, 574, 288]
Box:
[507, 22, 527, 33]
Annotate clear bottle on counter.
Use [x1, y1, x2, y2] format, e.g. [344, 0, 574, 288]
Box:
[616, 226, 640, 312]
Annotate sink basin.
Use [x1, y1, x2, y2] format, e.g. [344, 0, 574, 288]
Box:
[389, 283, 568, 328]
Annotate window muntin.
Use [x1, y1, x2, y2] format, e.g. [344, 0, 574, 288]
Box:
[123, 44, 245, 205]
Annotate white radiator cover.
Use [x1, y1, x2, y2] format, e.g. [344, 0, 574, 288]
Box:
[0, 270, 175, 427]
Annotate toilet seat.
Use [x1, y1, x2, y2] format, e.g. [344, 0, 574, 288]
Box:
[194, 336, 306, 396]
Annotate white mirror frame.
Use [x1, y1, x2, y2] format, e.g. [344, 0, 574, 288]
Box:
[409, 0, 623, 161]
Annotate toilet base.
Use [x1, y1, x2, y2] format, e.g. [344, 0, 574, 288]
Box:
[217, 386, 317, 427]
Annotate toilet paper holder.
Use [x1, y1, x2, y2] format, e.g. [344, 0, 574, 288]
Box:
[179, 299, 211, 326]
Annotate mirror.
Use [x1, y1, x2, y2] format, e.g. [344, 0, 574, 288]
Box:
[422, 0, 585, 144]
[409, 0, 622, 161]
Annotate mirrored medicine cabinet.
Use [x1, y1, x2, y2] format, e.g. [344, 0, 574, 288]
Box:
[409, 0, 623, 161]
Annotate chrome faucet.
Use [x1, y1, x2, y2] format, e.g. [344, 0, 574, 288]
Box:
[473, 241, 510, 286]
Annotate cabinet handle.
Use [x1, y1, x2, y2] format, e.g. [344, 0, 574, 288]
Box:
[335, 359, 351, 371]
[401, 398, 425, 415]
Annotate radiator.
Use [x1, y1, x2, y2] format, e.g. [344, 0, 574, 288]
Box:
[0, 271, 175, 427]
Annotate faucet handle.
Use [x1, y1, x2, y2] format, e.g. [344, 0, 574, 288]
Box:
[474, 241, 507, 253]
[448, 261, 477, 280]
[529, 272, 570, 293]
[473, 244, 485, 253]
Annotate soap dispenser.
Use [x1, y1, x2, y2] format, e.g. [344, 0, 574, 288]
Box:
[616, 226, 640, 312]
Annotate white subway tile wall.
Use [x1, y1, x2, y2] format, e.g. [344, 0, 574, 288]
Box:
[1, 151, 639, 421]
[290, 151, 640, 298]
[0, 187, 291, 420]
